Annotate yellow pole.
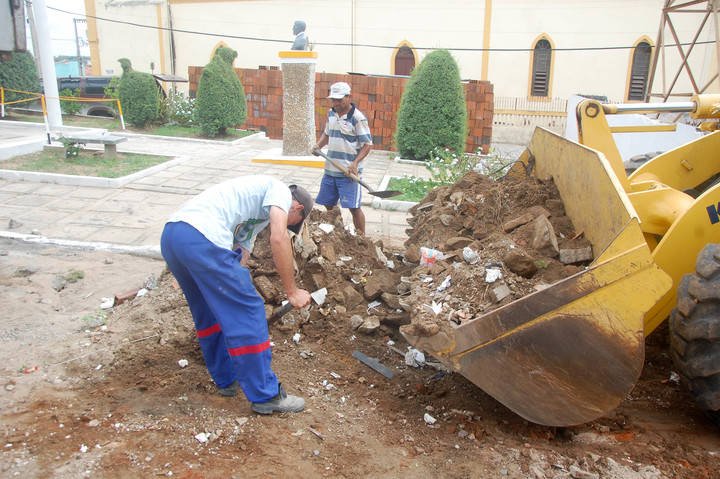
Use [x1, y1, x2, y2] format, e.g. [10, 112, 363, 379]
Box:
[1, 87, 4, 117]
[117, 100, 125, 130]
[40, 95, 51, 144]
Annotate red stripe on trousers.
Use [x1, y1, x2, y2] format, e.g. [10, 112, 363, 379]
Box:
[228, 340, 271, 356]
[196, 323, 221, 338]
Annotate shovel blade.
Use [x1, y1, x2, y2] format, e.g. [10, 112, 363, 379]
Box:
[368, 190, 403, 198]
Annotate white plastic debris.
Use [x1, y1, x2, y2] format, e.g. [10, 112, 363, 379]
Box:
[311, 288, 327, 305]
[136, 288, 148, 297]
[405, 348, 426, 367]
[367, 300, 382, 313]
[485, 268, 503, 283]
[95, 364, 102, 370]
[437, 275, 452, 292]
[292, 333, 301, 344]
[194, 432, 209, 444]
[463, 246, 479, 265]
[345, 224, 356, 236]
[318, 223, 335, 234]
[79, 444, 88, 453]
[339, 256, 352, 262]
[424, 301, 443, 316]
[423, 413, 437, 425]
[100, 297, 115, 309]
[178, 359, 189, 368]
[669, 371, 680, 384]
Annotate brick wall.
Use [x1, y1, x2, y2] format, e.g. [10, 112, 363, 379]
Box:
[188, 66, 494, 154]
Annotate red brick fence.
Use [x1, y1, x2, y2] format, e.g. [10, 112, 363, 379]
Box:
[188, 67, 494, 154]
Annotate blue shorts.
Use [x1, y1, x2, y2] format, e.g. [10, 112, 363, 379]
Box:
[315, 174, 362, 209]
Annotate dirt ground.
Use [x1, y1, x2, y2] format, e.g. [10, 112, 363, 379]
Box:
[1, 172, 719, 478]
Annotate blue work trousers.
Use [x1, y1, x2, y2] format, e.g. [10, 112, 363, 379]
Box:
[160, 221, 279, 402]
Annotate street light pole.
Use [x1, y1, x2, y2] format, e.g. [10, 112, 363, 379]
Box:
[73, 18, 86, 76]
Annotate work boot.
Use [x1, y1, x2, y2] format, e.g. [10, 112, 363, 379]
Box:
[219, 380, 239, 397]
[251, 384, 305, 414]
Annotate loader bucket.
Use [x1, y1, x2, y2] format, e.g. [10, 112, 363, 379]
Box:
[401, 128, 673, 426]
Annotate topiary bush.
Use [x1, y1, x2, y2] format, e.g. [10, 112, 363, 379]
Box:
[117, 58, 160, 128]
[195, 46, 247, 137]
[394, 49, 468, 160]
[0, 52, 41, 104]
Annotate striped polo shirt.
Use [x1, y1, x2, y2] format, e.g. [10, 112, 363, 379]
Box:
[323, 104, 373, 178]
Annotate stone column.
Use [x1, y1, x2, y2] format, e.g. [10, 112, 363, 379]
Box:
[279, 51, 318, 156]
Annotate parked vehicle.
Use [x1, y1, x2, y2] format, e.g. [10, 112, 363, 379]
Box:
[56, 76, 118, 117]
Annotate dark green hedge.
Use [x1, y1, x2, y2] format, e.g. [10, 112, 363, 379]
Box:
[195, 46, 247, 137]
[0, 52, 41, 103]
[394, 49, 468, 160]
[117, 58, 160, 128]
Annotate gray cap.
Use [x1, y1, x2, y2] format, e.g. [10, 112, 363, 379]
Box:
[288, 184, 313, 234]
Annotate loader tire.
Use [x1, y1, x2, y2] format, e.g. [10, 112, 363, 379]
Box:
[669, 243, 720, 427]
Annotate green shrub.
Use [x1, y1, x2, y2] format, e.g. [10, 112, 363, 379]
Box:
[394, 49, 468, 160]
[59, 88, 83, 115]
[117, 58, 160, 128]
[195, 46, 247, 137]
[0, 52, 42, 104]
[103, 77, 120, 113]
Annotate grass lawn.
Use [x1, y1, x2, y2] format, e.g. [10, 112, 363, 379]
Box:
[2, 110, 256, 141]
[0, 149, 172, 178]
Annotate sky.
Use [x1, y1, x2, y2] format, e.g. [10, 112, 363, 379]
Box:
[29, 0, 89, 58]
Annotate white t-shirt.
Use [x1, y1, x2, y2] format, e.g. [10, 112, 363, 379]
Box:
[167, 175, 291, 251]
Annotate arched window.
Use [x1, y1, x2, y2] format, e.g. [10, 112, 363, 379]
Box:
[628, 41, 652, 101]
[531, 39, 552, 97]
[395, 45, 415, 76]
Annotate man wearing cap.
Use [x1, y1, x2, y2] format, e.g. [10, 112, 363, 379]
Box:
[312, 82, 373, 235]
[160, 175, 314, 414]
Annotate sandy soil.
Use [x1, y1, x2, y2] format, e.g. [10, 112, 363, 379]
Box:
[1, 172, 719, 478]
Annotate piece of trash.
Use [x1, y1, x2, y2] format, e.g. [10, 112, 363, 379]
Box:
[352, 350, 395, 379]
[339, 256, 352, 262]
[311, 288, 327, 305]
[387, 340, 395, 347]
[136, 288, 148, 297]
[79, 444, 88, 453]
[437, 275, 451, 292]
[367, 300, 382, 313]
[194, 432, 209, 444]
[485, 268, 503, 283]
[292, 333, 301, 344]
[100, 297, 115, 309]
[405, 348, 426, 367]
[345, 224, 356, 236]
[95, 364, 102, 370]
[178, 359, 189, 368]
[330, 372, 341, 379]
[669, 371, 680, 384]
[424, 301, 443, 316]
[420, 247, 442, 267]
[318, 223, 335, 234]
[463, 246, 479, 265]
[424, 413, 437, 425]
[19, 366, 38, 374]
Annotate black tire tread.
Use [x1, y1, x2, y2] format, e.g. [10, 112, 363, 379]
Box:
[669, 243, 720, 425]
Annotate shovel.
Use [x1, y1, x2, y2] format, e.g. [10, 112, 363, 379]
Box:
[268, 288, 327, 325]
[312, 148, 402, 199]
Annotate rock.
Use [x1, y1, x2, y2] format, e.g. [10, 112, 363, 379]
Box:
[404, 243, 421, 263]
[503, 249, 538, 278]
[569, 465, 599, 479]
[358, 316, 380, 334]
[400, 321, 440, 337]
[446, 236, 474, 250]
[349, 315, 364, 329]
[503, 212, 535, 232]
[253, 275, 280, 303]
[489, 282, 512, 303]
[381, 292, 402, 310]
[531, 215, 559, 257]
[559, 246, 593, 265]
[363, 276, 384, 301]
[319, 242, 337, 262]
[343, 285, 364, 312]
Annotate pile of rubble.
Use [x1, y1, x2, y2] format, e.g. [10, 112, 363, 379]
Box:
[248, 171, 594, 346]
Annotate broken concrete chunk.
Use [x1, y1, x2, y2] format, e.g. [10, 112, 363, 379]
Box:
[349, 315, 364, 329]
[404, 243, 421, 263]
[531, 215, 559, 257]
[319, 242, 337, 262]
[358, 316, 380, 334]
[254, 275, 280, 303]
[489, 282, 512, 303]
[380, 292, 402, 310]
[342, 285, 364, 312]
[503, 213, 535, 232]
[559, 246, 593, 265]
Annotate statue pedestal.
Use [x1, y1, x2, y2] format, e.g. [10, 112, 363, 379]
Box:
[279, 51, 318, 156]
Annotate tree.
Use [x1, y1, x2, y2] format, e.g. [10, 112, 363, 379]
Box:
[0, 52, 41, 103]
[195, 46, 247, 137]
[394, 49, 468, 160]
[117, 58, 160, 128]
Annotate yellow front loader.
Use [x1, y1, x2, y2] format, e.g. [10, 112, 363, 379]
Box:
[401, 94, 720, 427]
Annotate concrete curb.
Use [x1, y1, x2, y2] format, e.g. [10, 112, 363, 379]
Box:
[0, 230, 163, 260]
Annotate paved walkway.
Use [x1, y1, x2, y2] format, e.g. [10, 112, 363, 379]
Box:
[0, 120, 436, 257]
